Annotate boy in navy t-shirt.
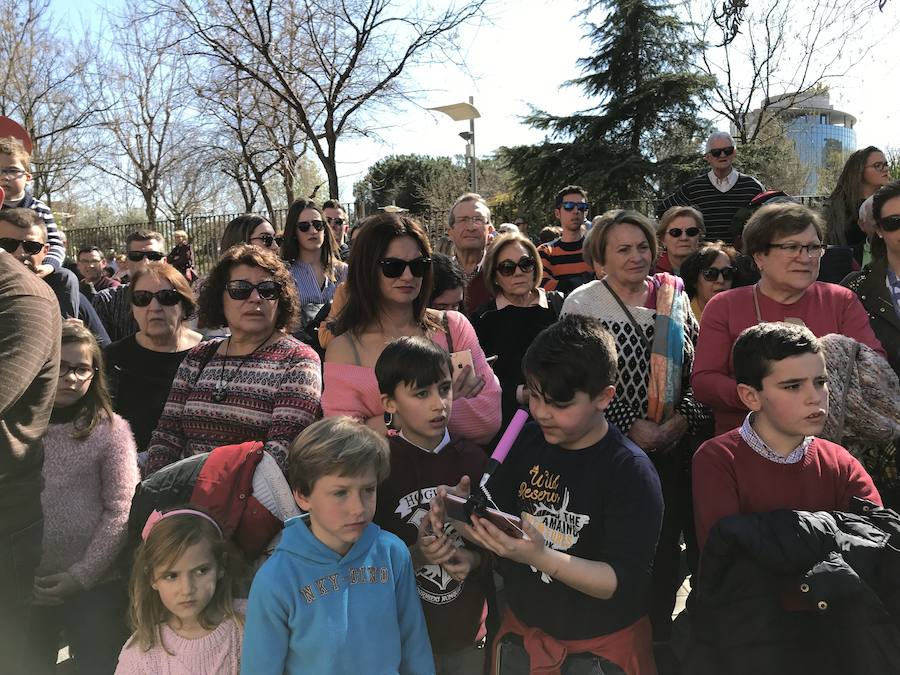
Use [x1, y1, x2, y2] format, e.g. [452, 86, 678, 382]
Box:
[431, 314, 663, 675]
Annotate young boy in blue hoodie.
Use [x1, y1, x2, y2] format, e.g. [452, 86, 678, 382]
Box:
[241, 416, 435, 675]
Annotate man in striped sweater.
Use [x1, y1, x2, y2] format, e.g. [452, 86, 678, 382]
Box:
[538, 185, 594, 294]
[657, 131, 764, 245]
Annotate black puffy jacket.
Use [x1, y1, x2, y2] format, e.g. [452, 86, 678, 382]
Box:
[684, 498, 900, 675]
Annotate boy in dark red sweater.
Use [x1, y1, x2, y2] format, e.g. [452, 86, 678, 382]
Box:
[373, 336, 489, 674]
[693, 322, 881, 551]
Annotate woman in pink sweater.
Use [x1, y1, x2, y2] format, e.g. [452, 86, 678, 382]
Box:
[323, 213, 501, 446]
[25, 324, 140, 674]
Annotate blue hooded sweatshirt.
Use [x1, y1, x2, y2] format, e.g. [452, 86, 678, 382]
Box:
[241, 515, 435, 675]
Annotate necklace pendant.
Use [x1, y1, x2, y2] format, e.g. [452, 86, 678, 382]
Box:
[212, 388, 227, 403]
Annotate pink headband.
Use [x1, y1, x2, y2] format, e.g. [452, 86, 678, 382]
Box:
[141, 508, 223, 541]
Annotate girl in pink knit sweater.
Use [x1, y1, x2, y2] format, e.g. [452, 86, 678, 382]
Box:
[115, 509, 245, 675]
[25, 324, 140, 674]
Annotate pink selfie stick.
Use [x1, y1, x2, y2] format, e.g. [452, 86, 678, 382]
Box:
[479, 409, 529, 491]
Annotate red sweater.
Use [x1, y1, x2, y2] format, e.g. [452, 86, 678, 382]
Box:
[692, 282, 886, 434]
[692, 430, 882, 551]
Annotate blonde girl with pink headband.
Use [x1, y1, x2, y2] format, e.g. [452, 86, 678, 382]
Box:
[114, 508, 245, 675]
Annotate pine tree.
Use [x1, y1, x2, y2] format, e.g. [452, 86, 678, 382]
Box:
[500, 0, 712, 211]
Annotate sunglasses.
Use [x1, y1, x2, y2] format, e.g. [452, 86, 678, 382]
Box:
[559, 201, 590, 212]
[877, 215, 900, 232]
[667, 227, 701, 238]
[298, 220, 325, 233]
[701, 266, 735, 281]
[250, 234, 278, 247]
[709, 146, 735, 158]
[225, 280, 283, 301]
[0, 238, 43, 255]
[496, 256, 537, 276]
[127, 250, 165, 262]
[326, 217, 345, 226]
[378, 257, 431, 278]
[131, 289, 182, 307]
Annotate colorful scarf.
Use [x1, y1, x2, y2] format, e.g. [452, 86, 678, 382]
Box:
[646, 273, 685, 423]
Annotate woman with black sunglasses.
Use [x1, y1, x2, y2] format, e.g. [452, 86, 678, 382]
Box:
[104, 262, 202, 458]
[281, 198, 347, 333]
[655, 206, 705, 275]
[144, 245, 322, 475]
[323, 213, 501, 446]
[843, 181, 900, 377]
[472, 233, 563, 434]
[679, 241, 740, 321]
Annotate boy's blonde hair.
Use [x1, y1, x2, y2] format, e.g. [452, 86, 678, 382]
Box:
[288, 416, 390, 496]
[0, 136, 30, 171]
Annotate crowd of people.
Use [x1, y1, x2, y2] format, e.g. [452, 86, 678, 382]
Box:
[1, 129, 899, 675]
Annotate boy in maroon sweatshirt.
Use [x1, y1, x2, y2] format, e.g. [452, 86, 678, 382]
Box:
[693, 322, 881, 551]
[374, 336, 489, 674]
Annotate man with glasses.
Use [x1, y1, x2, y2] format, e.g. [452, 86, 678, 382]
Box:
[447, 192, 493, 314]
[538, 185, 594, 294]
[92, 230, 166, 342]
[322, 199, 351, 260]
[657, 131, 764, 245]
[77, 245, 119, 301]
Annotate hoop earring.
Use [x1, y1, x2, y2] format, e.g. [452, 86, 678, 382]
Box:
[383, 411, 394, 428]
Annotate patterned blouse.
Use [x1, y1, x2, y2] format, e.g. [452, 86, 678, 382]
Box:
[145, 335, 322, 474]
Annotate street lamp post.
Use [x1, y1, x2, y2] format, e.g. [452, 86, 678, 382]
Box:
[428, 97, 481, 193]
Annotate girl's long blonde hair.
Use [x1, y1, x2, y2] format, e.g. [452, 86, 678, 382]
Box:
[60, 323, 113, 439]
[127, 509, 243, 652]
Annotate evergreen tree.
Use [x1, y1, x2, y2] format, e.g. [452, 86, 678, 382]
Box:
[499, 0, 712, 212]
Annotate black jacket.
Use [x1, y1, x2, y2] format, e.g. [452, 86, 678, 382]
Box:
[684, 498, 900, 675]
[843, 257, 900, 378]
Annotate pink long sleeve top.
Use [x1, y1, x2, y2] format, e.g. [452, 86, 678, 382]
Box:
[692, 282, 886, 434]
[322, 310, 502, 446]
[39, 413, 140, 589]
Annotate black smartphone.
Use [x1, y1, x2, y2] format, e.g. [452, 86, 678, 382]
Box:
[443, 493, 524, 539]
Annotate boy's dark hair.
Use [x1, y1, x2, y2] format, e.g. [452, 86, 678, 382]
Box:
[522, 314, 617, 401]
[77, 245, 102, 257]
[555, 185, 588, 207]
[539, 225, 562, 244]
[375, 336, 452, 396]
[732, 323, 822, 390]
[126, 230, 165, 252]
[322, 199, 344, 211]
[429, 253, 466, 303]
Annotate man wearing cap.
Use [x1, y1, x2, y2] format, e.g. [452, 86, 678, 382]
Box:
[657, 131, 764, 245]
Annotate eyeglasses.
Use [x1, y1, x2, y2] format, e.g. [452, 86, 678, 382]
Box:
[0, 168, 26, 178]
[224, 279, 282, 300]
[559, 201, 590, 212]
[250, 234, 278, 247]
[496, 256, 537, 277]
[666, 227, 701, 238]
[325, 217, 345, 226]
[866, 161, 891, 172]
[127, 250, 165, 262]
[0, 238, 43, 255]
[454, 215, 488, 226]
[766, 242, 827, 258]
[297, 220, 325, 232]
[131, 289, 182, 307]
[701, 266, 735, 281]
[58, 363, 97, 380]
[709, 146, 735, 158]
[877, 215, 900, 232]
[378, 257, 431, 278]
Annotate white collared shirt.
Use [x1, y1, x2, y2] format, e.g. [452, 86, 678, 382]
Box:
[707, 168, 738, 193]
[399, 428, 451, 454]
[739, 413, 811, 464]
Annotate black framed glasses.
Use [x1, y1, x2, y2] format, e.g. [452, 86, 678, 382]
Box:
[131, 289, 182, 307]
[127, 250, 165, 262]
[58, 363, 97, 380]
[496, 256, 537, 277]
[877, 215, 900, 232]
[225, 280, 283, 300]
[667, 227, 701, 238]
[709, 146, 735, 158]
[765, 242, 827, 258]
[250, 234, 278, 247]
[0, 238, 43, 255]
[560, 201, 590, 212]
[297, 220, 325, 232]
[378, 257, 431, 278]
[701, 266, 735, 282]
[325, 217, 345, 226]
